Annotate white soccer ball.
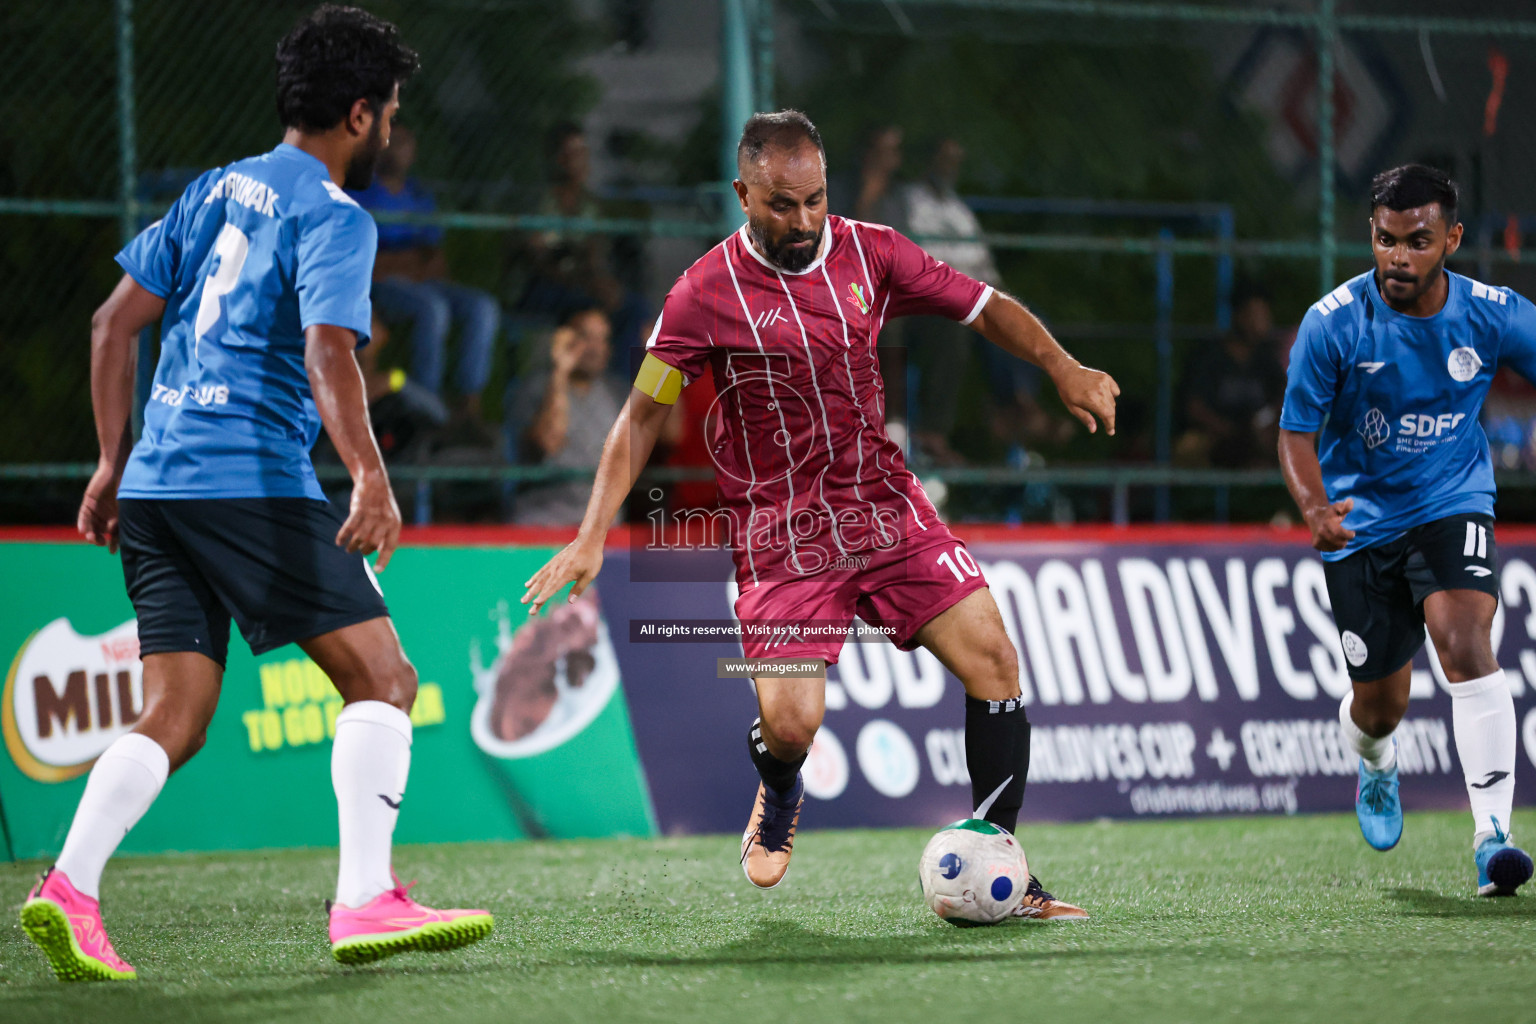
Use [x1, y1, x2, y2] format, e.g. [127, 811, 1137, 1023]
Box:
[918, 819, 1028, 926]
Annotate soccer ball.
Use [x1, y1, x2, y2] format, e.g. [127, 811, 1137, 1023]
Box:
[918, 819, 1028, 926]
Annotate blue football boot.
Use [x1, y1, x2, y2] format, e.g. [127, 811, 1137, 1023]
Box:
[1475, 819, 1533, 897]
[1354, 743, 1403, 852]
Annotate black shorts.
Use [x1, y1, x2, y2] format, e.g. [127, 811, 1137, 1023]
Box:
[118, 497, 390, 666]
[1323, 512, 1499, 682]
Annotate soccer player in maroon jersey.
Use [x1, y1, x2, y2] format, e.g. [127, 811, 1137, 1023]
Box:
[523, 111, 1118, 919]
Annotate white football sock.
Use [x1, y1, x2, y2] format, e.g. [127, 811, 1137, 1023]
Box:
[332, 700, 412, 908]
[54, 733, 170, 900]
[1449, 669, 1517, 847]
[1338, 690, 1397, 773]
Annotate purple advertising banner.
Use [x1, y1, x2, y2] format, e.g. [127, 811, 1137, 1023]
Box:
[597, 534, 1536, 834]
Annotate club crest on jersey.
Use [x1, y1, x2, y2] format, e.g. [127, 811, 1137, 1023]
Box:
[1447, 347, 1482, 383]
[1358, 407, 1390, 449]
[846, 282, 870, 315]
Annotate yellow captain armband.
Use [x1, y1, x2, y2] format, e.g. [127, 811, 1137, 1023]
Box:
[634, 352, 685, 405]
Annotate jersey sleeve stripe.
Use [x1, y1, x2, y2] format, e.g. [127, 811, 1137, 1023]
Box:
[961, 284, 994, 325]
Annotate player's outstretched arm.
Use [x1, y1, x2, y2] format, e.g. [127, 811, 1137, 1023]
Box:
[521, 390, 673, 615]
[1279, 428, 1354, 552]
[81, 274, 166, 553]
[306, 324, 402, 571]
[970, 290, 1119, 435]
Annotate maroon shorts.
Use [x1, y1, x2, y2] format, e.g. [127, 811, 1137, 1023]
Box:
[732, 523, 988, 664]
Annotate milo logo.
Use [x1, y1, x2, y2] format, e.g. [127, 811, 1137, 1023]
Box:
[2, 618, 144, 782]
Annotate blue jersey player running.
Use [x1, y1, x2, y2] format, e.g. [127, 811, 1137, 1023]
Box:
[1280, 164, 1533, 897]
[19, 6, 492, 982]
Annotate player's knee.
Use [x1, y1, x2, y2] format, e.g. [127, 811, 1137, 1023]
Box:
[179, 728, 209, 766]
[383, 658, 418, 714]
[1354, 689, 1408, 737]
[1435, 627, 1494, 679]
[965, 638, 1021, 702]
[764, 711, 821, 757]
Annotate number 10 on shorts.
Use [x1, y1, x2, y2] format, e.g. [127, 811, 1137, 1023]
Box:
[936, 545, 981, 582]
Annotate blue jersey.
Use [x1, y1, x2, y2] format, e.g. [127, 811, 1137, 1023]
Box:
[1280, 269, 1536, 560]
[115, 143, 377, 499]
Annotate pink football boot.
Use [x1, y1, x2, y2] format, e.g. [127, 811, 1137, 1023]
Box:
[20, 867, 137, 981]
[328, 875, 493, 965]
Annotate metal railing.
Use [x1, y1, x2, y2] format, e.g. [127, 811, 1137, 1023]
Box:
[7, 1, 1536, 523]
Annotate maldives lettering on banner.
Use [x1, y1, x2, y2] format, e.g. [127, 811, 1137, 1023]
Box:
[602, 531, 1536, 834]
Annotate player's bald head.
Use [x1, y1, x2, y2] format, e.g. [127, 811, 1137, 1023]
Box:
[736, 110, 826, 184]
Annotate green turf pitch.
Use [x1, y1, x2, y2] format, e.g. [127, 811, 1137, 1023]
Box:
[2, 811, 1531, 1024]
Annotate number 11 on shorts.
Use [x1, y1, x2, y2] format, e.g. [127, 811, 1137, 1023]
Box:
[1464, 521, 1488, 559]
[936, 545, 981, 582]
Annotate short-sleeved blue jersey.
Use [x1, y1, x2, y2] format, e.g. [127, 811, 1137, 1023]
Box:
[115, 143, 377, 499]
[1280, 269, 1536, 560]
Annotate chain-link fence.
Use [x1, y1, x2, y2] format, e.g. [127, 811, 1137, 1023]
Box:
[5, 0, 1536, 524]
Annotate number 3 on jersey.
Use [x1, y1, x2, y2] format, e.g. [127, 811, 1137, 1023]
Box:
[193, 223, 250, 358]
[936, 544, 981, 582]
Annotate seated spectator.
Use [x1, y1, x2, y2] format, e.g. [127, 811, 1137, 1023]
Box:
[899, 137, 1069, 464]
[854, 124, 905, 223]
[350, 125, 501, 445]
[357, 314, 449, 461]
[1173, 288, 1287, 468]
[506, 307, 628, 525]
[517, 122, 649, 371]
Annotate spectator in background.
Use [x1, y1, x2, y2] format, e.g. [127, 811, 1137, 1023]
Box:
[351, 125, 501, 445]
[518, 122, 649, 368]
[854, 124, 905, 223]
[900, 137, 1037, 465]
[506, 307, 628, 525]
[1174, 287, 1287, 468]
[357, 314, 449, 462]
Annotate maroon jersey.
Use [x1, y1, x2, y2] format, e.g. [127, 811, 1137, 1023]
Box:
[645, 215, 992, 589]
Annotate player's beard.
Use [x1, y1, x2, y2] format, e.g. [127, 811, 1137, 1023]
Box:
[1376, 246, 1448, 309]
[749, 217, 823, 273]
[342, 118, 388, 191]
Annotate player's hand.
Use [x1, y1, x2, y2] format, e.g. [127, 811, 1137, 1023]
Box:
[78, 461, 122, 554]
[336, 469, 402, 571]
[522, 536, 604, 615]
[1305, 498, 1355, 552]
[550, 326, 582, 377]
[1053, 362, 1120, 436]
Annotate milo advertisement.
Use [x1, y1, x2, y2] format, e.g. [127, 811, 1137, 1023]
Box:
[0, 540, 656, 862]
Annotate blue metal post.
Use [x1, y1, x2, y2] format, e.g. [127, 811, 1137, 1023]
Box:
[1317, 0, 1337, 294]
[1215, 206, 1234, 332]
[116, 0, 137, 248]
[1154, 227, 1175, 523]
[720, 0, 754, 232]
[752, 0, 775, 111]
[118, 0, 153, 438]
[415, 480, 432, 526]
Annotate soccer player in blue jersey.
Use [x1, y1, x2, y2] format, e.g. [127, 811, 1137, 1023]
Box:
[19, 6, 492, 982]
[1280, 164, 1534, 896]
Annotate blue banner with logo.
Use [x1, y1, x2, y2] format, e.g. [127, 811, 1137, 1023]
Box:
[600, 535, 1536, 833]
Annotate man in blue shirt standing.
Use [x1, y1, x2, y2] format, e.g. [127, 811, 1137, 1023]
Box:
[1280, 164, 1533, 896]
[19, 5, 491, 982]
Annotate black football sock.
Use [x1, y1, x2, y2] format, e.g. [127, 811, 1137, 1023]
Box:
[965, 695, 1030, 833]
[748, 718, 806, 801]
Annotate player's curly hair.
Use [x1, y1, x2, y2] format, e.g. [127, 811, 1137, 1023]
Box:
[275, 4, 419, 133]
[1371, 164, 1459, 225]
